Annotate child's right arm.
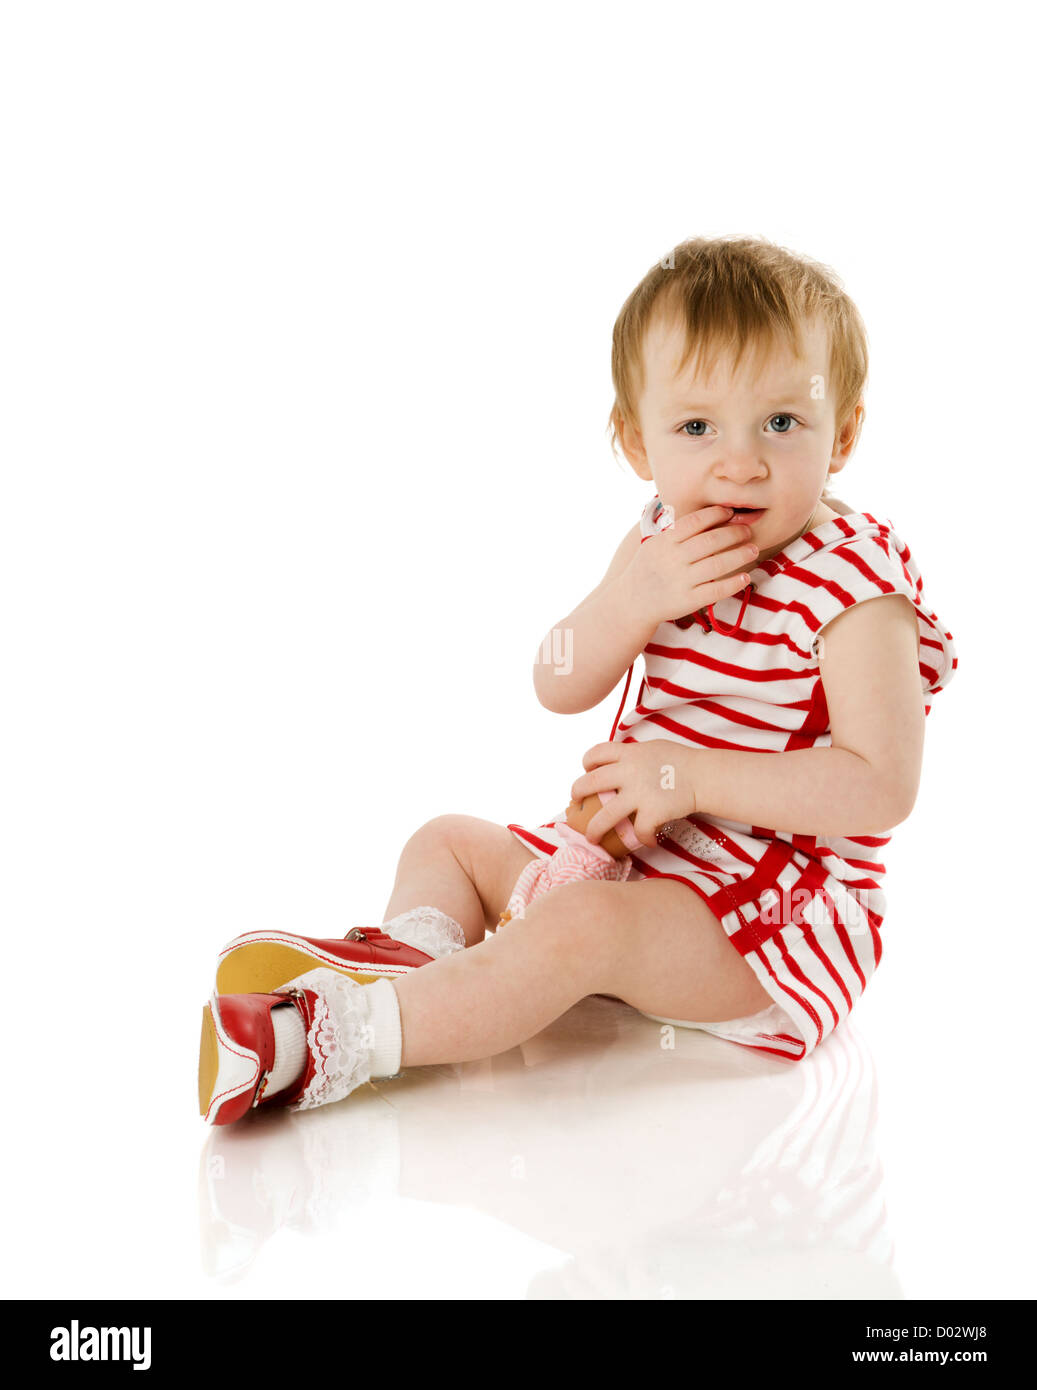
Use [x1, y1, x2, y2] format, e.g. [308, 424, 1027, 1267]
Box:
[533, 521, 649, 715]
[533, 505, 758, 715]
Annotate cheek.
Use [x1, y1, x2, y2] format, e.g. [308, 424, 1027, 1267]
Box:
[649, 446, 687, 489]
[781, 449, 828, 493]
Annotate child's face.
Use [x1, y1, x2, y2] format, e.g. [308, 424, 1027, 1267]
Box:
[623, 310, 856, 563]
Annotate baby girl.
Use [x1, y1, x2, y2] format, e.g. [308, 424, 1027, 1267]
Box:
[199, 235, 957, 1123]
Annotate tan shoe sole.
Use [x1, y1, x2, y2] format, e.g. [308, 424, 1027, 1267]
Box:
[198, 1004, 219, 1117]
[216, 940, 383, 997]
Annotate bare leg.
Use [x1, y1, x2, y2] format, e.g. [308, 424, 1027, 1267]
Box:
[392, 875, 775, 1068]
[381, 814, 537, 948]
[394, 879, 610, 1066]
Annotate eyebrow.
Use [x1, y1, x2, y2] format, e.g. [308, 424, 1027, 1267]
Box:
[669, 390, 813, 410]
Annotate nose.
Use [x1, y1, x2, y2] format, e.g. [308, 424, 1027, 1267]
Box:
[714, 440, 768, 483]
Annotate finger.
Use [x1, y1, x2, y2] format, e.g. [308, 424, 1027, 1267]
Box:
[679, 523, 755, 561]
[581, 742, 620, 771]
[687, 541, 759, 586]
[672, 505, 735, 536]
[692, 570, 755, 606]
[586, 794, 636, 846]
[570, 769, 619, 802]
[631, 813, 660, 848]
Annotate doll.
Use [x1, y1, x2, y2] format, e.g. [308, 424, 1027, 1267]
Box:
[495, 790, 648, 928]
[561, 789, 642, 860]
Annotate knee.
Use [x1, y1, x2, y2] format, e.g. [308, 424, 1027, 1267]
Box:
[403, 813, 476, 851]
[401, 815, 501, 886]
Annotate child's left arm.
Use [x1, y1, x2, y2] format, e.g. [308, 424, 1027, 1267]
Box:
[575, 594, 925, 844]
[684, 593, 925, 836]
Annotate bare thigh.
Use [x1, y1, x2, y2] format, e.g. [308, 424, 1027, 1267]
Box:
[425, 819, 774, 1021]
[583, 876, 775, 1022]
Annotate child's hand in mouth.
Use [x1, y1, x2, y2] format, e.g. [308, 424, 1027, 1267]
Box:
[626, 504, 760, 627]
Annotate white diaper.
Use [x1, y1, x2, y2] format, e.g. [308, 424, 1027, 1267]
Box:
[638, 1001, 800, 1045]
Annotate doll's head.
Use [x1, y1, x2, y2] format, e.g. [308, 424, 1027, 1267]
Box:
[563, 794, 631, 860]
[607, 236, 869, 564]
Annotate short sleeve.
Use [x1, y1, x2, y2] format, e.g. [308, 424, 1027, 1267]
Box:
[787, 530, 957, 699]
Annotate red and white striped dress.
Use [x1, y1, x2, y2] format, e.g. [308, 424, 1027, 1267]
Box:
[507, 494, 958, 1062]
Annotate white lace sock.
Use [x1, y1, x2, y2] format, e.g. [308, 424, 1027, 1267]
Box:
[383, 904, 465, 959]
[366, 978, 404, 1079]
[265, 1004, 308, 1096]
[274, 970, 404, 1112]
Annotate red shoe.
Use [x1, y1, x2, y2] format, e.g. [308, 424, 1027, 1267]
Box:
[215, 926, 433, 996]
[199, 988, 321, 1126]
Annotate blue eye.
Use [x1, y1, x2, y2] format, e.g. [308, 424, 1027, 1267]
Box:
[680, 415, 801, 437]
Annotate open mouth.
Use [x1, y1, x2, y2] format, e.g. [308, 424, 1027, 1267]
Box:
[725, 506, 766, 524]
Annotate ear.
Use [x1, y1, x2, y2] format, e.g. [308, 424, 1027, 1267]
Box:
[614, 413, 653, 482]
[828, 400, 865, 477]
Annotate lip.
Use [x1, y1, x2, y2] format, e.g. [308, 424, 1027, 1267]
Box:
[722, 507, 766, 525]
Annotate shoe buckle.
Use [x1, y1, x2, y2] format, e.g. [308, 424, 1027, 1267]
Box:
[345, 926, 399, 949]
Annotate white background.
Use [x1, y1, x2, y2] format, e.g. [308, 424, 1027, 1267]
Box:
[2, 1, 1033, 1303]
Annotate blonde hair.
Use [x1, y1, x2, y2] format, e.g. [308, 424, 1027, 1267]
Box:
[607, 236, 869, 486]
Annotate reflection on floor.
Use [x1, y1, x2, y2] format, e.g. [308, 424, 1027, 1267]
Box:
[199, 995, 901, 1299]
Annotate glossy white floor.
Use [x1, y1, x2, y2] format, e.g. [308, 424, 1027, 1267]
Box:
[7, 907, 1033, 1302]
